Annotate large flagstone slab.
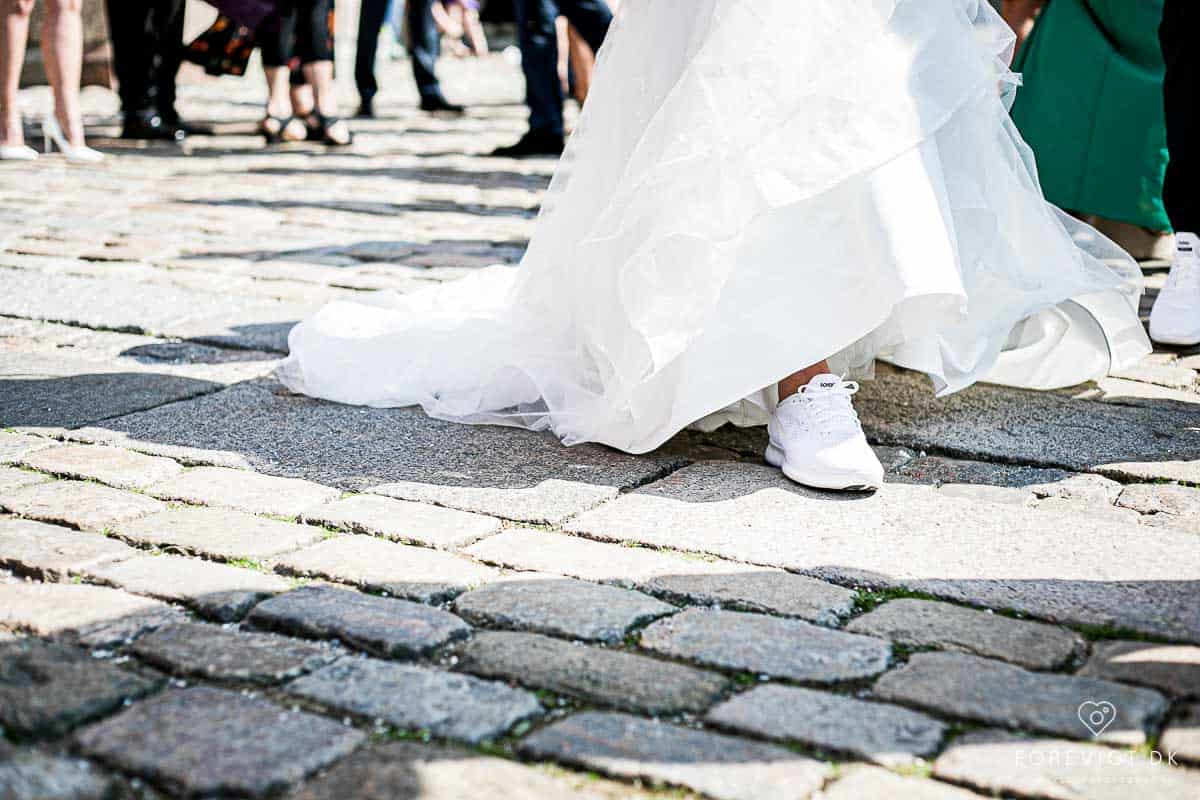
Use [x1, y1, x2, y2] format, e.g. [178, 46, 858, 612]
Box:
[567, 461, 1200, 642]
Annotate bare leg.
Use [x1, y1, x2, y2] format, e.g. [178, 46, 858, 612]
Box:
[463, 8, 488, 56]
[1, 0, 34, 146]
[778, 361, 832, 401]
[41, 0, 84, 146]
[290, 82, 314, 117]
[566, 24, 595, 103]
[303, 60, 350, 143]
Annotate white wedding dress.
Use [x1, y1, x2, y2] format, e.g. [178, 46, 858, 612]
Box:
[279, 0, 1150, 454]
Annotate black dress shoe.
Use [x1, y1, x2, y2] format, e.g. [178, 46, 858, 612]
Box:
[355, 100, 376, 119]
[169, 117, 215, 136]
[419, 95, 465, 114]
[121, 112, 186, 142]
[491, 129, 565, 158]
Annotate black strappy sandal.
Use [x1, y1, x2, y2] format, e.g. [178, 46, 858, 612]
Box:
[306, 111, 353, 147]
[260, 114, 307, 144]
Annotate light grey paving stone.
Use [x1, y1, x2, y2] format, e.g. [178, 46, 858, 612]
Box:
[288, 741, 628, 800]
[0, 518, 138, 581]
[873, 651, 1169, 744]
[246, 584, 469, 658]
[845, 599, 1085, 670]
[102, 379, 682, 503]
[130, 621, 339, 684]
[1078, 641, 1200, 698]
[465, 528, 718, 589]
[0, 752, 116, 800]
[1111, 361, 1198, 390]
[1118, 484, 1200, 531]
[0, 582, 184, 647]
[370, 480, 617, 525]
[274, 536, 498, 603]
[0, 466, 49, 493]
[0, 432, 53, 464]
[74, 687, 364, 798]
[1161, 703, 1200, 765]
[456, 631, 729, 714]
[287, 658, 541, 744]
[567, 461, 1200, 643]
[19, 445, 183, 490]
[110, 506, 326, 561]
[452, 577, 674, 643]
[641, 570, 856, 626]
[707, 684, 946, 767]
[0, 638, 162, 737]
[88, 555, 290, 622]
[640, 607, 891, 683]
[820, 765, 986, 800]
[0, 480, 166, 531]
[301, 494, 502, 549]
[146, 466, 339, 517]
[933, 729, 1200, 800]
[1027, 472, 1126, 505]
[857, 363, 1200, 483]
[66, 427, 254, 469]
[518, 711, 831, 800]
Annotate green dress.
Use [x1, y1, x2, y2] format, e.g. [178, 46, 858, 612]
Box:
[1011, 0, 1170, 232]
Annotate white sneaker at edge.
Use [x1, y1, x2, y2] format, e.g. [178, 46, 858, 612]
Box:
[765, 374, 884, 491]
[1149, 232, 1200, 346]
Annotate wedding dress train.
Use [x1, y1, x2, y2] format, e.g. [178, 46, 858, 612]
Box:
[279, 0, 1150, 454]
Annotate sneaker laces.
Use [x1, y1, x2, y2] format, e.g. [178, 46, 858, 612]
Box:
[793, 377, 862, 436]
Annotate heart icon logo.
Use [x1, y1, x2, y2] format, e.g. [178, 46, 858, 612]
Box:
[1078, 700, 1118, 738]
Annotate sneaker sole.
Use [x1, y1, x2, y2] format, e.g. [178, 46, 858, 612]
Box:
[765, 443, 882, 492]
[1149, 330, 1200, 347]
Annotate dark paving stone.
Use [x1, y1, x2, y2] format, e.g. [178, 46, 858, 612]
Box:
[1162, 702, 1200, 766]
[858, 364, 1200, 483]
[101, 379, 685, 496]
[707, 684, 946, 767]
[246, 584, 469, 658]
[130, 621, 339, 684]
[75, 687, 364, 798]
[845, 598, 1085, 670]
[456, 631, 729, 714]
[452, 578, 674, 644]
[641, 570, 856, 626]
[640, 607, 891, 683]
[934, 729, 1200, 799]
[287, 658, 541, 744]
[519, 711, 831, 800]
[0, 638, 162, 738]
[0, 751, 115, 800]
[873, 652, 1169, 744]
[1077, 640, 1200, 698]
[289, 741, 618, 800]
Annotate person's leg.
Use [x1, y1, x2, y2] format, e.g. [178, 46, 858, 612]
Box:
[298, 0, 351, 144]
[558, 0, 610, 56]
[104, 0, 153, 119]
[40, 0, 85, 146]
[153, 0, 186, 124]
[778, 362, 832, 401]
[1149, 0, 1200, 346]
[1000, 0, 1045, 55]
[407, 0, 456, 108]
[259, 3, 305, 141]
[517, 0, 564, 137]
[462, 5, 487, 56]
[355, 0, 388, 109]
[0, 0, 34, 147]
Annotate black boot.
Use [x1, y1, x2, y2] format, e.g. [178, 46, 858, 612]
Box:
[491, 129, 564, 158]
[121, 111, 186, 142]
[419, 94, 465, 114]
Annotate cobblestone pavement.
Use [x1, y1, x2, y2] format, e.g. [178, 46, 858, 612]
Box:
[3, 23, 1200, 800]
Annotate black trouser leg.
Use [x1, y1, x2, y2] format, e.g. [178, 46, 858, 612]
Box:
[155, 0, 187, 121]
[355, 0, 388, 102]
[105, 0, 185, 119]
[1161, 1, 1199, 234]
[407, 0, 443, 100]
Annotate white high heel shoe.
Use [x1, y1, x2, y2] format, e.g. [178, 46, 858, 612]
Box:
[42, 114, 104, 163]
[0, 143, 38, 161]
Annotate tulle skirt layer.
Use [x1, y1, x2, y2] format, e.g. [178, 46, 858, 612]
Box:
[279, 0, 1150, 454]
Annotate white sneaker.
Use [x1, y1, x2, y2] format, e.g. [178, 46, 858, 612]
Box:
[765, 374, 884, 491]
[1149, 232, 1200, 346]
